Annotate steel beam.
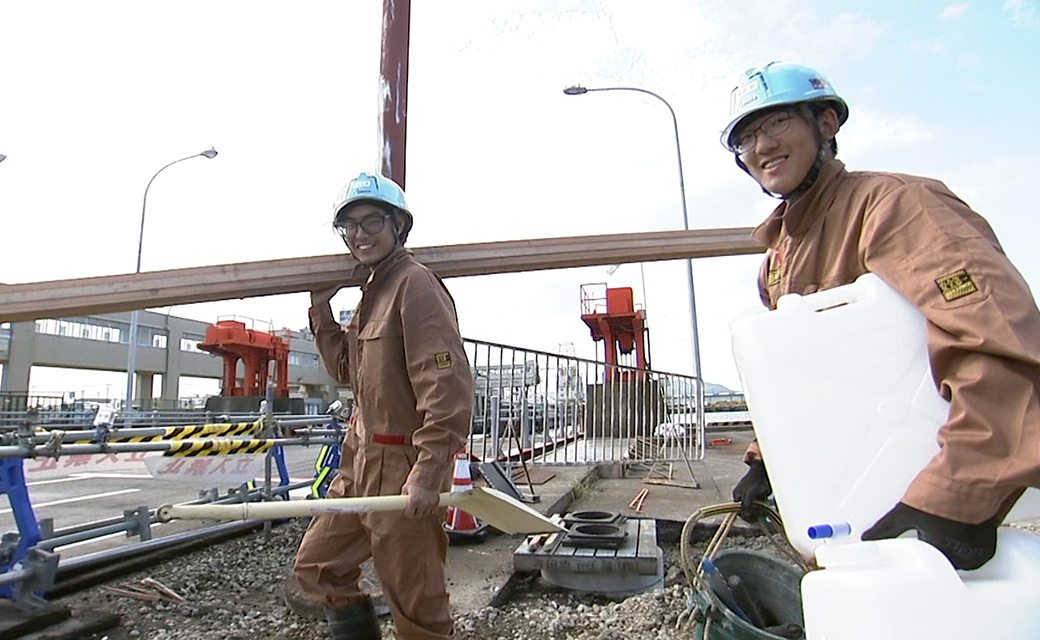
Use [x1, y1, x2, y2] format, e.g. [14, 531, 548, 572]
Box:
[379, 0, 410, 187]
[0, 228, 763, 322]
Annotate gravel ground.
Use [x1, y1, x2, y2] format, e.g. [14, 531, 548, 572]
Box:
[62, 517, 783, 640]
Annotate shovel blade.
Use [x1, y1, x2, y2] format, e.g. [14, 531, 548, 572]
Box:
[448, 487, 564, 535]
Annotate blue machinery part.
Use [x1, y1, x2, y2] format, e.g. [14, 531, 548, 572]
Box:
[0, 457, 42, 601]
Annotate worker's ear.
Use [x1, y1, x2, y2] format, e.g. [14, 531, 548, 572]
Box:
[819, 107, 840, 141]
[391, 212, 406, 244]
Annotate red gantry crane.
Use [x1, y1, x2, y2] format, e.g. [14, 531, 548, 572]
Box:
[580, 284, 650, 382]
[197, 318, 290, 400]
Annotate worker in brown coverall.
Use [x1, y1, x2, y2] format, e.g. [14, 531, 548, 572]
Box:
[723, 62, 1040, 571]
[294, 172, 474, 639]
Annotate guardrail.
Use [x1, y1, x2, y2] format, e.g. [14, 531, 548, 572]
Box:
[464, 338, 704, 467]
[0, 405, 342, 610]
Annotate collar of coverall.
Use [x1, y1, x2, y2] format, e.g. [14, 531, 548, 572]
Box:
[360, 247, 413, 291]
[752, 159, 847, 246]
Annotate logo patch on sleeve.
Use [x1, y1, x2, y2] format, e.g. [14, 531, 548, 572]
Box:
[935, 269, 978, 302]
[434, 352, 452, 369]
[767, 268, 782, 287]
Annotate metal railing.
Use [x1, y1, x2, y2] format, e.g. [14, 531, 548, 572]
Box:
[464, 338, 704, 466]
[0, 404, 341, 608]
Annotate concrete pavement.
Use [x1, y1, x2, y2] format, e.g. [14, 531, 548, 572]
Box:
[445, 428, 756, 612]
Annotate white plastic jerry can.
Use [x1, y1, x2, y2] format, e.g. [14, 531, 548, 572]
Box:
[729, 273, 1040, 640]
[802, 529, 1040, 639]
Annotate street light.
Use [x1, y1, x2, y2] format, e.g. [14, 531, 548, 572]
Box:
[125, 147, 218, 410]
[563, 85, 704, 443]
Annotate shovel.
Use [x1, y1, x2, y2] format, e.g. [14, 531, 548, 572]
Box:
[156, 486, 564, 535]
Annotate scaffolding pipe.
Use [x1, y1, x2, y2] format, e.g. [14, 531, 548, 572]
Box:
[38, 480, 313, 550]
[8, 421, 337, 445]
[0, 567, 31, 589]
[0, 436, 339, 459]
[40, 480, 311, 546]
[53, 520, 263, 578]
[0, 415, 335, 434]
[38, 521, 140, 551]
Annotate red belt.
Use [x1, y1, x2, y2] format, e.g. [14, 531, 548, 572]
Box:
[372, 433, 408, 445]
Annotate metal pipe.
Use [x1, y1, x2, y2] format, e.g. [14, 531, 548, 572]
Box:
[43, 480, 312, 542]
[0, 436, 338, 458]
[55, 520, 259, 577]
[0, 567, 32, 589]
[0, 414, 331, 433]
[42, 480, 313, 562]
[38, 521, 135, 550]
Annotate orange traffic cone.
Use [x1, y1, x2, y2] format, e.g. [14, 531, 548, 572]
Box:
[444, 451, 490, 544]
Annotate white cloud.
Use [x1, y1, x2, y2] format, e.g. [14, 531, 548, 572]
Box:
[1004, 0, 1039, 26]
[712, 2, 888, 65]
[838, 108, 939, 156]
[939, 3, 969, 21]
[957, 52, 982, 70]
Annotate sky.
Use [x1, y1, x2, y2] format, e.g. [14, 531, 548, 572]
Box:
[1, 0, 1038, 397]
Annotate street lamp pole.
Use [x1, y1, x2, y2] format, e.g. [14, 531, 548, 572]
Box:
[125, 148, 218, 410]
[563, 85, 704, 443]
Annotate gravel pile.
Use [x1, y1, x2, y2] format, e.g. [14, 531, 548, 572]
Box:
[62, 517, 782, 640]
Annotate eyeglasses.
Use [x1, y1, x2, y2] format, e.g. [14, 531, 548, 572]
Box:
[733, 110, 793, 155]
[336, 213, 392, 238]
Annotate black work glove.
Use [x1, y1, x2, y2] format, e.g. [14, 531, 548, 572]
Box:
[862, 502, 998, 570]
[732, 460, 772, 522]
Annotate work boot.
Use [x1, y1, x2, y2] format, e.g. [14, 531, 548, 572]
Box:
[325, 599, 381, 640]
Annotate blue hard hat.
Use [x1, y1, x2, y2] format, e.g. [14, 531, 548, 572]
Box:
[721, 62, 849, 151]
[333, 172, 413, 243]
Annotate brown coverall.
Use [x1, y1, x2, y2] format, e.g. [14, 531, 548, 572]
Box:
[294, 248, 474, 640]
[753, 159, 1040, 525]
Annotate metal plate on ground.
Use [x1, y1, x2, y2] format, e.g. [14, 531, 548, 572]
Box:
[559, 522, 629, 548]
[562, 510, 627, 527]
[514, 517, 659, 575]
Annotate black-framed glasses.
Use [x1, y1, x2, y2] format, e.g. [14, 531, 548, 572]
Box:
[734, 110, 794, 155]
[335, 213, 392, 238]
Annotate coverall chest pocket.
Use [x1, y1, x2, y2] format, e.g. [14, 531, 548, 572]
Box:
[355, 320, 404, 396]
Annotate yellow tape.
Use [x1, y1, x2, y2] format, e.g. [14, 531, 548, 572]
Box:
[164, 438, 274, 457]
[72, 420, 262, 445]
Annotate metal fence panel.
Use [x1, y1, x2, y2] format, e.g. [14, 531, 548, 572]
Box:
[464, 339, 702, 467]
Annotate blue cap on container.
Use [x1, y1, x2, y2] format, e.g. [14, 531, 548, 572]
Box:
[807, 522, 852, 540]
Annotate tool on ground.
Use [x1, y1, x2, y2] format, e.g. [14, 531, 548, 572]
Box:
[157, 486, 563, 535]
[628, 487, 649, 512]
